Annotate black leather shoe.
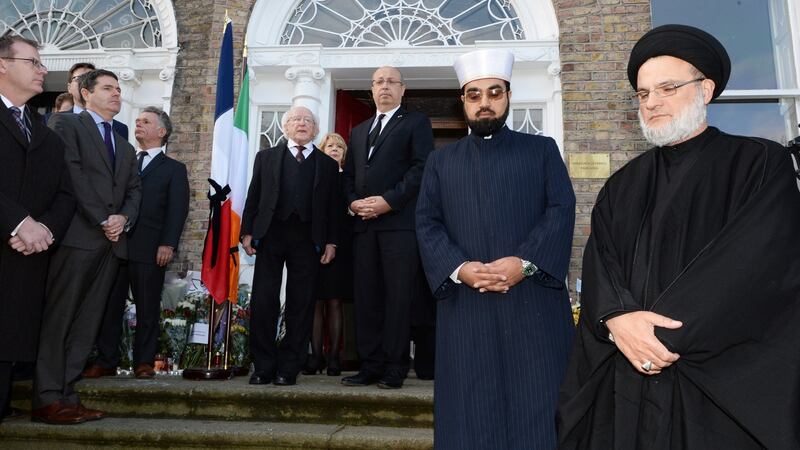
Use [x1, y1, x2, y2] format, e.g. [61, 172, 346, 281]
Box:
[341, 371, 381, 387]
[273, 374, 296, 386]
[377, 369, 405, 389]
[326, 356, 341, 377]
[249, 371, 272, 385]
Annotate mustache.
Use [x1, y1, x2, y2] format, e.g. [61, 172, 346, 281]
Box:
[475, 107, 495, 116]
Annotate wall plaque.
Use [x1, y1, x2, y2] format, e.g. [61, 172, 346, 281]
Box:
[568, 153, 610, 179]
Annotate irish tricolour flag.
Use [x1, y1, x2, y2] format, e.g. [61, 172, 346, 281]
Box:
[201, 17, 248, 305]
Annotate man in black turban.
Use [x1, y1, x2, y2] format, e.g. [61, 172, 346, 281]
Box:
[558, 24, 800, 449]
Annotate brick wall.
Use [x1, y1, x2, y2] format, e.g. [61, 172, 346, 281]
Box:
[553, 0, 653, 295]
[170, 0, 256, 270]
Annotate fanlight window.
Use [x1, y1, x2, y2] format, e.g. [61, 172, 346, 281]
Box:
[281, 0, 524, 47]
[0, 0, 162, 50]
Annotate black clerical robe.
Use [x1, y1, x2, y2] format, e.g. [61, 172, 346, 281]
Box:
[417, 127, 576, 450]
[558, 127, 800, 449]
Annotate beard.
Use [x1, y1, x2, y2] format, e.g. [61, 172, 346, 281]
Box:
[465, 104, 510, 137]
[639, 87, 707, 147]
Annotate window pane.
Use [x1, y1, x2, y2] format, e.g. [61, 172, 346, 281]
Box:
[707, 102, 792, 144]
[652, 0, 795, 89]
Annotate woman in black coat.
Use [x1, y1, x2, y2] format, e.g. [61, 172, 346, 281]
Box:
[303, 133, 353, 376]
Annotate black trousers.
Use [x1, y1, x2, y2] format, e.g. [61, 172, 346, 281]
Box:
[0, 361, 12, 420]
[96, 261, 165, 368]
[34, 245, 119, 408]
[352, 229, 420, 376]
[249, 217, 319, 378]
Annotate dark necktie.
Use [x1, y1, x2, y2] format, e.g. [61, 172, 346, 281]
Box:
[368, 114, 386, 148]
[137, 151, 147, 174]
[102, 122, 116, 170]
[9, 106, 30, 142]
[295, 145, 306, 163]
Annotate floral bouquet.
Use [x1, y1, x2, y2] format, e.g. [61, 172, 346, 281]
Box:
[229, 285, 251, 367]
[118, 300, 137, 370]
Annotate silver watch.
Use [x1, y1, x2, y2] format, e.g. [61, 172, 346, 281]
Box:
[521, 259, 537, 277]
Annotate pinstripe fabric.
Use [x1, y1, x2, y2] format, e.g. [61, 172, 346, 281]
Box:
[416, 127, 576, 450]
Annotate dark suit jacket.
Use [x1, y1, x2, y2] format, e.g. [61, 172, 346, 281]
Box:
[343, 108, 434, 232]
[112, 120, 128, 141]
[241, 143, 340, 247]
[0, 103, 75, 361]
[127, 152, 189, 264]
[48, 111, 141, 259]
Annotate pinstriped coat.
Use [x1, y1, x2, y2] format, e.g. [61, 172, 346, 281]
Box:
[416, 126, 576, 450]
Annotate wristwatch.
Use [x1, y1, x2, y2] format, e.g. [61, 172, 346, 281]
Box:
[521, 259, 537, 277]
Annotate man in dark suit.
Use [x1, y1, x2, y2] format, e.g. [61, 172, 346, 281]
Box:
[241, 106, 340, 386]
[342, 66, 434, 389]
[84, 107, 189, 380]
[33, 69, 140, 424]
[65, 62, 128, 139]
[0, 34, 75, 425]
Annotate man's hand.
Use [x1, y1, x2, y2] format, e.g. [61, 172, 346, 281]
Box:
[457, 261, 507, 291]
[474, 257, 525, 292]
[8, 235, 34, 255]
[350, 196, 391, 220]
[156, 246, 174, 267]
[102, 214, 127, 242]
[16, 216, 53, 254]
[606, 311, 683, 375]
[320, 244, 336, 264]
[242, 235, 257, 256]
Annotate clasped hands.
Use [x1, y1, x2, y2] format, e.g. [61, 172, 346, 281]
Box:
[350, 196, 391, 220]
[457, 256, 525, 294]
[606, 311, 683, 376]
[102, 214, 127, 242]
[7, 216, 53, 255]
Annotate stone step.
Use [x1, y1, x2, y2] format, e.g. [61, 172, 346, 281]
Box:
[11, 371, 434, 428]
[0, 416, 433, 449]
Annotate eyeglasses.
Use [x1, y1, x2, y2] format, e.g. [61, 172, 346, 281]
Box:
[288, 116, 314, 124]
[372, 78, 403, 87]
[463, 87, 507, 103]
[632, 78, 705, 103]
[70, 75, 82, 82]
[1, 57, 46, 71]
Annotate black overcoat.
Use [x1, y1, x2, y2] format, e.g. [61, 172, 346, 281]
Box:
[558, 128, 800, 449]
[0, 103, 75, 361]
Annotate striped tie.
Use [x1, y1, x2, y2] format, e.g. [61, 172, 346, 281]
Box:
[9, 106, 30, 142]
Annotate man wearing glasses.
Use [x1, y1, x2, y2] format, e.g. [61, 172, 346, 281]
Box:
[342, 66, 434, 390]
[0, 33, 75, 425]
[241, 106, 340, 386]
[559, 25, 800, 449]
[415, 49, 576, 449]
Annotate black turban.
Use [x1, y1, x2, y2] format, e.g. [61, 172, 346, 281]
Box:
[627, 24, 731, 99]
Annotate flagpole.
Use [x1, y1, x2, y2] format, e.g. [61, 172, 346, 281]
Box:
[184, 11, 236, 381]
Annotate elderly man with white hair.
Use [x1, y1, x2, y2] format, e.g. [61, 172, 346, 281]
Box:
[241, 105, 340, 386]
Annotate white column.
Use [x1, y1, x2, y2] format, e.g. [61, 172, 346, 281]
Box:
[547, 60, 565, 157]
[284, 66, 325, 121]
[116, 69, 141, 138]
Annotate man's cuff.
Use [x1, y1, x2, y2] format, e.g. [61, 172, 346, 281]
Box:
[10, 216, 30, 237]
[38, 222, 54, 240]
[450, 261, 468, 284]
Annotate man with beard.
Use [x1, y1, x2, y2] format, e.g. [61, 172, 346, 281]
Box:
[416, 49, 576, 449]
[558, 25, 800, 449]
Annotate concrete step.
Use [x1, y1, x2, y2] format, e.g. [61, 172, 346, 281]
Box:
[0, 416, 433, 449]
[10, 371, 434, 428]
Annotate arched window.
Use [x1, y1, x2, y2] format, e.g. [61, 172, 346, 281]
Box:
[281, 0, 524, 47]
[0, 0, 162, 50]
